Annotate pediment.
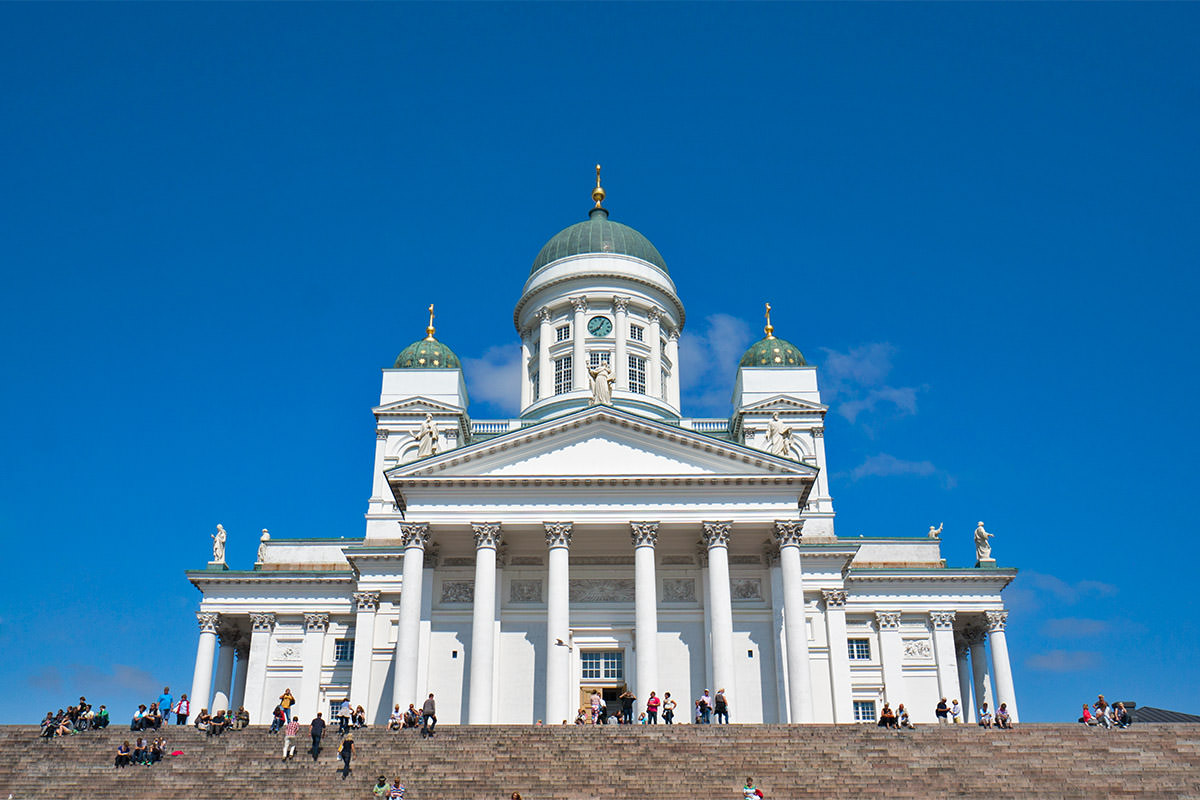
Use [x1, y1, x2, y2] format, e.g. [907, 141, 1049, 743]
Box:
[373, 396, 465, 417]
[386, 406, 817, 480]
[737, 394, 828, 414]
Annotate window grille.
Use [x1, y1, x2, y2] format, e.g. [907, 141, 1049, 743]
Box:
[554, 356, 573, 395]
[853, 700, 877, 723]
[628, 355, 646, 394]
[580, 651, 624, 680]
[847, 639, 871, 661]
[556, 325, 570, 342]
[334, 639, 355, 662]
[629, 324, 644, 342]
[589, 351, 611, 368]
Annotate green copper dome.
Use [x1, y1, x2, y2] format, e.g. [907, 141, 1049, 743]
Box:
[531, 208, 668, 275]
[393, 337, 461, 369]
[739, 335, 807, 368]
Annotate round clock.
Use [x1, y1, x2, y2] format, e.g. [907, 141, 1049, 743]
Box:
[587, 316, 613, 336]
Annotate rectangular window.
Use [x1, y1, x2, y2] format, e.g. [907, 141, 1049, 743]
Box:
[847, 639, 871, 661]
[628, 355, 646, 394]
[853, 700, 877, 723]
[554, 356, 572, 395]
[334, 639, 355, 662]
[556, 325, 571, 342]
[530, 372, 539, 402]
[581, 650, 624, 680]
[589, 351, 610, 368]
[629, 324, 644, 342]
[661, 369, 669, 401]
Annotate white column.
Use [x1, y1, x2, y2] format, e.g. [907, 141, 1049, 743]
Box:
[775, 521, 813, 723]
[666, 329, 681, 410]
[370, 430, 389, 503]
[986, 611, 1018, 723]
[189, 612, 220, 715]
[520, 335, 532, 410]
[544, 523, 572, 725]
[767, 550, 788, 722]
[956, 640, 976, 723]
[537, 307, 553, 403]
[243, 613, 275, 724]
[299, 613, 329, 721]
[613, 297, 629, 390]
[967, 628, 994, 716]
[811, 428, 832, 509]
[631, 522, 660, 706]
[571, 296, 588, 391]
[822, 589, 853, 724]
[468, 523, 502, 724]
[875, 611, 905, 705]
[647, 307, 662, 399]
[930, 611, 961, 716]
[211, 630, 237, 714]
[349, 591, 380, 713]
[230, 640, 250, 712]
[393, 523, 429, 709]
[702, 521, 736, 717]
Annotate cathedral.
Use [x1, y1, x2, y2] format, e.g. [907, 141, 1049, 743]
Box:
[187, 170, 1018, 727]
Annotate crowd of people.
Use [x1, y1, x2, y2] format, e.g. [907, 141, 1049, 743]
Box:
[572, 688, 734, 725]
[1079, 694, 1132, 728]
[39, 697, 109, 737]
[872, 697, 1016, 729]
[113, 736, 168, 768]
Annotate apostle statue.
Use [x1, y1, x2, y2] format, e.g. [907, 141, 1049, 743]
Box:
[588, 362, 615, 406]
[928, 522, 943, 539]
[765, 412, 793, 457]
[974, 521, 994, 562]
[257, 529, 270, 564]
[413, 413, 439, 458]
[211, 524, 227, 564]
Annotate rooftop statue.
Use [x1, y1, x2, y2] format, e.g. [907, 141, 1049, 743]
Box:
[975, 521, 994, 562]
[257, 529, 270, 564]
[211, 524, 227, 564]
[928, 523, 943, 539]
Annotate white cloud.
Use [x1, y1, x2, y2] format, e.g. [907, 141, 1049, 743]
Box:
[462, 344, 522, 416]
[679, 313, 755, 415]
[845, 453, 955, 487]
[1026, 649, 1102, 673]
[1004, 572, 1119, 615]
[819, 343, 922, 424]
[1041, 618, 1114, 639]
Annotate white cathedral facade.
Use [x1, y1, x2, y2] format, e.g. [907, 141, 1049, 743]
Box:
[186, 175, 1018, 727]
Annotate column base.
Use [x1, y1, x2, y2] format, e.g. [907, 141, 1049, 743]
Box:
[975, 558, 996, 568]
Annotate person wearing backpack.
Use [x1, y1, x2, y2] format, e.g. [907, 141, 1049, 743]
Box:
[337, 734, 355, 778]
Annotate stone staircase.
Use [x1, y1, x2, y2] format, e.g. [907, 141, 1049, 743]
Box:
[2, 723, 1199, 799]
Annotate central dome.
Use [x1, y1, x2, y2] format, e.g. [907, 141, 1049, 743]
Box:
[531, 208, 668, 275]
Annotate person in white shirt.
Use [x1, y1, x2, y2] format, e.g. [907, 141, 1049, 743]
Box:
[950, 699, 962, 723]
[387, 704, 404, 731]
[977, 703, 993, 728]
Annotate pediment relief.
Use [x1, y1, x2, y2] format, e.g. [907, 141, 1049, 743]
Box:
[373, 396, 466, 417]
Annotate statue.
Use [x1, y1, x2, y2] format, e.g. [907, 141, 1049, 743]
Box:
[928, 523, 943, 539]
[257, 529, 270, 563]
[588, 362, 615, 406]
[413, 413, 439, 458]
[765, 413, 793, 457]
[211, 524, 227, 563]
[974, 521, 994, 562]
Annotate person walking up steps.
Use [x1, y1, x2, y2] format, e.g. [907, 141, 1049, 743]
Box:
[282, 717, 299, 760]
[337, 733, 354, 779]
[421, 693, 437, 738]
[309, 712, 326, 761]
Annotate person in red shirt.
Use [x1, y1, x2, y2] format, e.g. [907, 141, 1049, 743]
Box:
[645, 692, 661, 724]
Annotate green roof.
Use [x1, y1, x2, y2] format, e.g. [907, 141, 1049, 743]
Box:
[393, 337, 461, 369]
[531, 208, 667, 275]
[740, 335, 807, 368]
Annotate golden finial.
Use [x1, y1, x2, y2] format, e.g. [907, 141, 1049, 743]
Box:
[425, 303, 436, 340]
[764, 303, 775, 338]
[592, 163, 606, 208]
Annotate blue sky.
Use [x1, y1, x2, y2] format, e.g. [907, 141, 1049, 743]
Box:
[1, 3, 1196, 724]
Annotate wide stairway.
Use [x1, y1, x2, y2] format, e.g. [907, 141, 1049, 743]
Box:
[2, 723, 1199, 799]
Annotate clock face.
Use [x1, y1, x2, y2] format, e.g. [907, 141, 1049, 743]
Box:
[587, 316, 613, 336]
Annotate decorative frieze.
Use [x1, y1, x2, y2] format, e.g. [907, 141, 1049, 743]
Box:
[304, 613, 329, 633]
[662, 578, 696, 602]
[730, 555, 763, 565]
[875, 611, 902, 631]
[443, 557, 475, 567]
[630, 521, 659, 548]
[929, 610, 957, 630]
[903, 639, 933, 659]
[544, 522, 573, 549]
[271, 640, 303, 663]
[511, 556, 543, 566]
[353, 592, 380, 612]
[250, 612, 276, 632]
[821, 589, 848, 608]
[731, 578, 763, 600]
[662, 555, 694, 566]
[774, 520, 805, 547]
[399, 522, 430, 549]
[702, 521, 732, 549]
[472, 522, 503, 549]
[197, 612, 220, 634]
[986, 610, 1008, 632]
[570, 578, 635, 602]
[510, 579, 543, 603]
[441, 581, 474, 604]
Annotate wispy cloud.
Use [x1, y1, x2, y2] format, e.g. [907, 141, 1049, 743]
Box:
[1041, 618, 1113, 639]
[1004, 571, 1119, 615]
[679, 313, 755, 415]
[1026, 649, 1102, 673]
[845, 453, 956, 488]
[819, 343, 923, 425]
[462, 344, 522, 416]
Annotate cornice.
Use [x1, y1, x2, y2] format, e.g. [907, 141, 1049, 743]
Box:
[188, 570, 355, 587]
[846, 568, 1017, 587]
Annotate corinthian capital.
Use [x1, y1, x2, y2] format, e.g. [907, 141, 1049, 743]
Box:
[986, 610, 1008, 632]
[875, 611, 902, 631]
[544, 522, 573, 549]
[197, 612, 220, 634]
[353, 592, 380, 612]
[774, 520, 805, 548]
[250, 612, 276, 632]
[630, 522, 659, 548]
[537, 307, 553, 324]
[399, 522, 430, 549]
[646, 307, 661, 323]
[304, 613, 329, 632]
[570, 295, 589, 313]
[821, 589, 847, 608]
[929, 610, 957, 631]
[472, 522, 503, 549]
[701, 521, 732, 549]
[612, 296, 630, 314]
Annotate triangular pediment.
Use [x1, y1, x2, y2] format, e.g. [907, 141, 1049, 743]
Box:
[737, 394, 828, 414]
[386, 406, 817, 480]
[373, 396, 465, 417]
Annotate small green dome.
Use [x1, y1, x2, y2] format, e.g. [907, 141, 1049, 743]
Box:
[393, 337, 461, 369]
[739, 335, 807, 368]
[531, 208, 668, 275]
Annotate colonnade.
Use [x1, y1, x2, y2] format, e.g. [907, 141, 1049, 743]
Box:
[188, 612, 250, 720]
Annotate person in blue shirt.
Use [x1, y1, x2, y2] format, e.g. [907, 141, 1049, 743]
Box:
[157, 687, 173, 725]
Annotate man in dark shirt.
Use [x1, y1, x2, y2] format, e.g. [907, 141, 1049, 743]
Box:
[421, 694, 437, 738]
[310, 712, 326, 761]
[935, 698, 949, 724]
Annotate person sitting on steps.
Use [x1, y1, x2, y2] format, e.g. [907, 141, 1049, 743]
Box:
[877, 704, 898, 728]
[977, 703, 993, 728]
